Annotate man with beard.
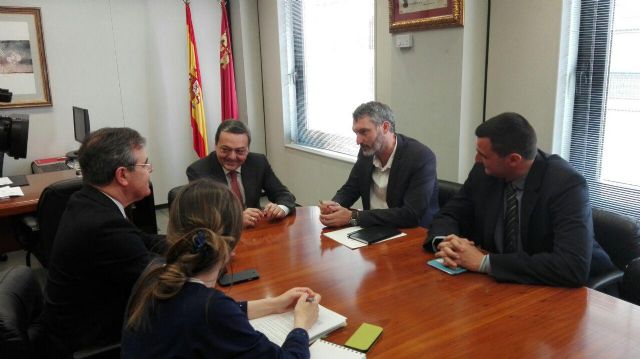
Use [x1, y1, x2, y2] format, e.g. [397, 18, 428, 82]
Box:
[187, 120, 296, 228]
[319, 101, 438, 228]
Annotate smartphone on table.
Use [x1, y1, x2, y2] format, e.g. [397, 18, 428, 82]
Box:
[218, 269, 260, 286]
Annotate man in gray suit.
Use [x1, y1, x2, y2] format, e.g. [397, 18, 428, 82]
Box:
[187, 121, 295, 228]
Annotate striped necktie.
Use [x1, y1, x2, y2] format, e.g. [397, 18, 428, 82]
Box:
[504, 183, 519, 253]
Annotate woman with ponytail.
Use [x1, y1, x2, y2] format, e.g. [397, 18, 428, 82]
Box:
[121, 179, 320, 358]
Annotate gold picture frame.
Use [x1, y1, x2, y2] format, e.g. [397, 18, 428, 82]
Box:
[0, 6, 52, 108]
[389, 0, 464, 33]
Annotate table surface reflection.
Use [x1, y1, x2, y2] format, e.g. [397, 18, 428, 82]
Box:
[228, 207, 640, 358]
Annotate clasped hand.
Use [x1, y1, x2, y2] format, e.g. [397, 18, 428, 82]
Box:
[435, 234, 485, 272]
[243, 203, 286, 228]
[318, 200, 351, 227]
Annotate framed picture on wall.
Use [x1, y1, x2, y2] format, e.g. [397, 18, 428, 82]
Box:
[0, 6, 52, 108]
[389, 0, 463, 33]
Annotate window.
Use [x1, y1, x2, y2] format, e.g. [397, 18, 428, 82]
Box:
[283, 0, 375, 157]
[569, 0, 640, 218]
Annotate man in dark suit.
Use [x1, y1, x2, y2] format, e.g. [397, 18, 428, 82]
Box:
[187, 121, 295, 228]
[319, 101, 438, 228]
[44, 128, 164, 356]
[424, 112, 614, 287]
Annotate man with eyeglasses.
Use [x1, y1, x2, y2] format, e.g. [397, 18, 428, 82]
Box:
[44, 127, 165, 357]
[187, 120, 296, 228]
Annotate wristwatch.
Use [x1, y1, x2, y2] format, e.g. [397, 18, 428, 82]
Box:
[349, 209, 358, 226]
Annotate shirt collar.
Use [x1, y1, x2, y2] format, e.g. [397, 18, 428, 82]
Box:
[372, 137, 398, 171]
[509, 174, 527, 191]
[223, 166, 242, 176]
[99, 190, 127, 218]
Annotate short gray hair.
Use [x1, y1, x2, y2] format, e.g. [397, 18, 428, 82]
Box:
[352, 101, 396, 132]
[78, 127, 146, 186]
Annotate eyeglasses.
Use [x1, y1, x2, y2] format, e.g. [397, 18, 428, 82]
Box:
[129, 162, 153, 173]
[218, 146, 248, 156]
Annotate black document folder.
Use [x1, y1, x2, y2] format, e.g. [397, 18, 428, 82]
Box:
[347, 226, 401, 245]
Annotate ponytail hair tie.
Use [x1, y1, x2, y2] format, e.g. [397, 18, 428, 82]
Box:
[192, 230, 207, 254]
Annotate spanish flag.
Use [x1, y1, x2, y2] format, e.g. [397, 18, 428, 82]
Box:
[186, 2, 208, 158]
[220, 0, 238, 121]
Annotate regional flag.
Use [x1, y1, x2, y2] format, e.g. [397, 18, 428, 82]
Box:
[186, 2, 208, 158]
[220, 1, 238, 121]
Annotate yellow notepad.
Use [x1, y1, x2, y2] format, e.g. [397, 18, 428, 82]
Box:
[344, 323, 383, 352]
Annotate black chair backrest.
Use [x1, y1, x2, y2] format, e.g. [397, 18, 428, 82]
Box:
[622, 257, 640, 306]
[35, 177, 84, 268]
[125, 182, 158, 235]
[593, 208, 640, 271]
[437, 180, 462, 208]
[167, 185, 186, 209]
[0, 266, 45, 359]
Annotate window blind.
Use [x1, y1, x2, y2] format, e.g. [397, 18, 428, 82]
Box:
[569, 0, 640, 219]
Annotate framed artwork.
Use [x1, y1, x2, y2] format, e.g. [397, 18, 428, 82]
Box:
[0, 7, 52, 108]
[389, 0, 463, 33]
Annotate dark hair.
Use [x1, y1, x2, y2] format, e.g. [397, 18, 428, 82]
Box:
[78, 127, 146, 186]
[214, 120, 251, 145]
[475, 112, 537, 160]
[352, 101, 396, 133]
[125, 179, 243, 331]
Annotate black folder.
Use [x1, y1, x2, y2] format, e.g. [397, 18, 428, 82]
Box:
[347, 226, 401, 245]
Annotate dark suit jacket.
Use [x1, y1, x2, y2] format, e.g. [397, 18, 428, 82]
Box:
[44, 185, 164, 354]
[186, 152, 296, 212]
[333, 134, 439, 228]
[425, 150, 614, 287]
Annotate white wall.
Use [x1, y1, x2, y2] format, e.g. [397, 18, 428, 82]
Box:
[0, 0, 570, 208]
[0, 0, 223, 204]
[484, 0, 566, 153]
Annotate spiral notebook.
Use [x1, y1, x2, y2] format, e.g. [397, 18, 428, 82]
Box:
[310, 340, 366, 358]
[250, 305, 346, 346]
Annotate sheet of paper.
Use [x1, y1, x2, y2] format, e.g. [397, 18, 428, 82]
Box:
[0, 177, 13, 186]
[322, 226, 407, 249]
[0, 185, 24, 198]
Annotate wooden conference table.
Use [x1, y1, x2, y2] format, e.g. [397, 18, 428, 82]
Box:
[230, 206, 640, 358]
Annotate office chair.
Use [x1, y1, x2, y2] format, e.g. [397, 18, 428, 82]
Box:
[0, 265, 45, 359]
[621, 257, 640, 306]
[125, 182, 159, 235]
[0, 265, 121, 359]
[167, 185, 186, 208]
[19, 177, 84, 268]
[588, 208, 640, 294]
[437, 179, 462, 208]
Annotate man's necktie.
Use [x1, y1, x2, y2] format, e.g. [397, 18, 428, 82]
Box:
[504, 183, 519, 253]
[228, 170, 244, 205]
